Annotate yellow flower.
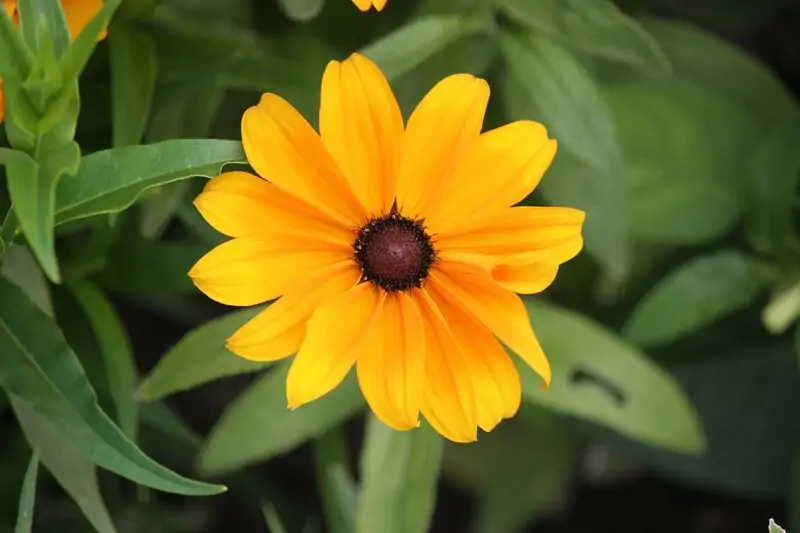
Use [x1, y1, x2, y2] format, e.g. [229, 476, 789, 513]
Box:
[0, 0, 106, 124]
[351, 0, 386, 11]
[189, 53, 585, 443]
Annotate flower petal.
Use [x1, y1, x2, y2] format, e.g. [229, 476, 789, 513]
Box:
[227, 262, 361, 361]
[437, 206, 585, 264]
[61, 0, 107, 40]
[189, 237, 350, 307]
[356, 291, 425, 431]
[492, 261, 560, 295]
[320, 54, 403, 215]
[417, 290, 477, 443]
[426, 122, 557, 233]
[430, 263, 551, 387]
[242, 93, 366, 226]
[427, 281, 521, 431]
[286, 283, 381, 408]
[396, 74, 489, 220]
[195, 171, 354, 243]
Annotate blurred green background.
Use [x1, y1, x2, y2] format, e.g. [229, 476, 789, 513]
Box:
[2, 0, 800, 532]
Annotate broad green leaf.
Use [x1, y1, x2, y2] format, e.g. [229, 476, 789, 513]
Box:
[522, 300, 705, 453]
[313, 429, 357, 533]
[444, 409, 575, 533]
[498, 0, 670, 75]
[14, 450, 38, 533]
[54, 139, 245, 224]
[624, 250, 774, 347]
[137, 307, 266, 401]
[501, 32, 629, 279]
[500, 32, 620, 173]
[604, 79, 744, 244]
[101, 240, 206, 295]
[641, 18, 800, 130]
[69, 281, 138, 440]
[356, 416, 443, 533]
[278, 0, 325, 21]
[0, 276, 224, 495]
[109, 27, 158, 147]
[11, 396, 117, 533]
[1, 245, 52, 316]
[746, 116, 800, 254]
[5, 140, 80, 282]
[200, 364, 365, 474]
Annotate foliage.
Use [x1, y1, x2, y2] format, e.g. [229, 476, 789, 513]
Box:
[0, 0, 798, 532]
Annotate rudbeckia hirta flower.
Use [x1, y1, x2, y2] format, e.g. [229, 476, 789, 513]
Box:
[189, 53, 585, 443]
[0, 0, 106, 124]
[351, 0, 386, 11]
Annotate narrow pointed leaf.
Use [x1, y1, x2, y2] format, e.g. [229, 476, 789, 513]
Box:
[109, 27, 157, 147]
[55, 139, 245, 224]
[200, 364, 365, 475]
[12, 396, 118, 533]
[137, 307, 266, 401]
[14, 451, 39, 533]
[70, 281, 138, 440]
[0, 276, 225, 495]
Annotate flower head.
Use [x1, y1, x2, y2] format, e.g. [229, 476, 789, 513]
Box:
[190, 53, 585, 442]
[0, 0, 106, 124]
[351, 0, 386, 11]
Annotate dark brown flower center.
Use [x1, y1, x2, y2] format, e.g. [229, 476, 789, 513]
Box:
[354, 213, 435, 292]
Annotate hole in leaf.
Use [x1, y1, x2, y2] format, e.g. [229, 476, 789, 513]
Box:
[570, 367, 627, 406]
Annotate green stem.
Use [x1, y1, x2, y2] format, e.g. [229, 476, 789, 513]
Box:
[312, 427, 357, 533]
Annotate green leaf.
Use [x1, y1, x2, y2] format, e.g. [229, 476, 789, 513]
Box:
[641, 18, 800, 130]
[356, 416, 443, 533]
[500, 32, 620, 173]
[55, 139, 245, 224]
[623, 250, 774, 347]
[200, 364, 365, 475]
[501, 32, 629, 279]
[522, 300, 705, 453]
[362, 15, 486, 81]
[1, 245, 52, 316]
[0, 276, 225, 495]
[109, 27, 158, 147]
[11, 396, 118, 533]
[101, 240, 206, 295]
[361, 16, 494, 114]
[604, 79, 744, 244]
[5, 140, 80, 282]
[0, 1, 34, 83]
[313, 429, 357, 533]
[137, 307, 266, 401]
[69, 281, 138, 440]
[17, 0, 71, 59]
[498, 0, 670, 75]
[746, 116, 800, 254]
[14, 450, 38, 533]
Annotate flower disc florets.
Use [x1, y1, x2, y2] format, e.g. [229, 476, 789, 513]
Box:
[354, 212, 435, 292]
